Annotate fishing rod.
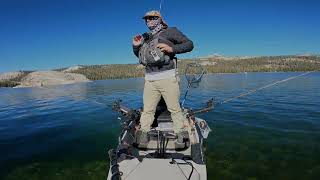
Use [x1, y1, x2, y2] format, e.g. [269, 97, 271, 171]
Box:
[157, 1, 319, 107]
[215, 70, 317, 107]
[159, 0, 164, 12]
[181, 66, 317, 117]
[73, 68, 317, 112]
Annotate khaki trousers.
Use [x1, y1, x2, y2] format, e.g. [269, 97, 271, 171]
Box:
[140, 76, 185, 133]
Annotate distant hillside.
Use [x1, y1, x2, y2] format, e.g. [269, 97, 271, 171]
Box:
[71, 55, 320, 80]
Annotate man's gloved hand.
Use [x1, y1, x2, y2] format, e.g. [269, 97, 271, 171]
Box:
[133, 34, 144, 46]
[157, 43, 173, 53]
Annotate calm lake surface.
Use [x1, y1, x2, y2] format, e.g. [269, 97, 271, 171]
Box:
[1, 72, 319, 180]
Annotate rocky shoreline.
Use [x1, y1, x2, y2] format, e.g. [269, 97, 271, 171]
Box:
[0, 69, 90, 88]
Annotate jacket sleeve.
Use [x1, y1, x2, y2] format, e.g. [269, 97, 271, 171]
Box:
[132, 45, 141, 57]
[169, 27, 194, 54]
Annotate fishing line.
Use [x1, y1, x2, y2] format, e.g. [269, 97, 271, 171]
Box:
[217, 70, 317, 105]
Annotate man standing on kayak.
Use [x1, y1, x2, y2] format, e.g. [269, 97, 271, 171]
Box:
[132, 10, 194, 146]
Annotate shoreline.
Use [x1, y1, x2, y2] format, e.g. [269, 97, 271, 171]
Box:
[1, 55, 320, 88]
[1, 70, 319, 89]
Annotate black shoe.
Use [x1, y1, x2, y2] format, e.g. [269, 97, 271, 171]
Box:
[136, 130, 149, 148]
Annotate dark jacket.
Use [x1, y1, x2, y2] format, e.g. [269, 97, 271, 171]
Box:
[133, 27, 194, 73]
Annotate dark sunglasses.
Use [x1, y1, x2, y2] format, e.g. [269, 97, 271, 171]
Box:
[145, 16, 159, 21]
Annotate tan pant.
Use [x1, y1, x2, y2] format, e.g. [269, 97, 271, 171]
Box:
[140, 76, 185, 133]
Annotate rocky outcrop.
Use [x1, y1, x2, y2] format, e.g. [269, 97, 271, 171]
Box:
[0, 71, 24, 81]
[15, 71, 90, 88]
[62, 65, 83, 72]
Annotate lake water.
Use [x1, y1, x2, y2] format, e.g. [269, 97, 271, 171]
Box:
[0, 72, 319, 180]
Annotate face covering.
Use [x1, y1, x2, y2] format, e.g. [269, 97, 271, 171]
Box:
[146, 18, 164, 35]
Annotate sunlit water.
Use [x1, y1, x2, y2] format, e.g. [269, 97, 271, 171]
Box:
[0, 72, 319, 180]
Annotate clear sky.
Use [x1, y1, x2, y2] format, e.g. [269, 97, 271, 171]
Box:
[0, 0, 319, 72]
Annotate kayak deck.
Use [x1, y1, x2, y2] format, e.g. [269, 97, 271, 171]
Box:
[107, 158, 207, 180]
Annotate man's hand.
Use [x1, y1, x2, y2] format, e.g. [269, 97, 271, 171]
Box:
[133, 34, 144, 46]
[157, 43, 173, 53]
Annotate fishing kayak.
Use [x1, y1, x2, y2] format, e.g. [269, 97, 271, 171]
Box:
[107, 98, 212, 180]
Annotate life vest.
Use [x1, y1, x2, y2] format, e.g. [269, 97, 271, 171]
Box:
[138, 33, 170, 66]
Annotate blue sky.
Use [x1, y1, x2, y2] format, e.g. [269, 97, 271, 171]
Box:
[0, 0, 319, 72]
